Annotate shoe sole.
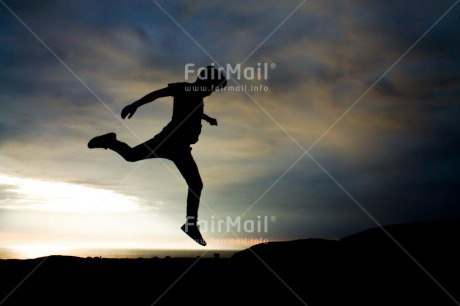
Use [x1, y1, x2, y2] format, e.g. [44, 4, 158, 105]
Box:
[181, 226, 207, 246]
[88, 133, 116, 149]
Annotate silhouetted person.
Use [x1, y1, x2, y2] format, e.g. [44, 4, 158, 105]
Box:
[88, 66, 227, 246]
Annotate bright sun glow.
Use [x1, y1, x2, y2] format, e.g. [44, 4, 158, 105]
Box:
[0, 175, 250, 253]
[9, 244, 73, 259]
[0, 175, 139, 213]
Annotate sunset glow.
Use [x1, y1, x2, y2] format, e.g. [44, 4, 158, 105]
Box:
[1, 1, 459, 257]
[0, 175, 140, 213]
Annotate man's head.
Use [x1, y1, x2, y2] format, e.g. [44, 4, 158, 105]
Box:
[195, 66, 227, 96]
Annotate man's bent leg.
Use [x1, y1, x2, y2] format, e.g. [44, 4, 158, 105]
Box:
[110, 140, 152, 162]
[108, 135, 166, 162]
[89, 131, 169, 162]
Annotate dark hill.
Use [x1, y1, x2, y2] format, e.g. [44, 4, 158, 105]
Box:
[1, 219, 459, 306]
[232, 219, 460, 305]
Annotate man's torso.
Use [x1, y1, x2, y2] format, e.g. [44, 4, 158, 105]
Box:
[161, 82, 203, 144]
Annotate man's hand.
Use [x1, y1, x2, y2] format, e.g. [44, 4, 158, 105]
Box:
[202, 113, 218, 126]
[207, 117, 218, 126]
[121, 103, 137, 119]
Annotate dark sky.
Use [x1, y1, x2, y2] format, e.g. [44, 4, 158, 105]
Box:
[1, 0, 459, 251]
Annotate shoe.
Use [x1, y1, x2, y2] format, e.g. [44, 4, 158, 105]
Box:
[88, 133, 116, 149]
[181, 224, 207, 246]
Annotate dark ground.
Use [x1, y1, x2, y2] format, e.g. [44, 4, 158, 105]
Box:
[1, 219, 459, 306]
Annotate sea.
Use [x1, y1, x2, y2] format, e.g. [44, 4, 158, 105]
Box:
[0, 247, 239, 260]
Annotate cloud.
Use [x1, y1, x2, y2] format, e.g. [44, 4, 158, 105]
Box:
[0, 175, 141, 213]
[1, 0, 459, 245]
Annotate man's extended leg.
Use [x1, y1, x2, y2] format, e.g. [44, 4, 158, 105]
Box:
[173, 148, 203, 224]
[173, 148, 206, 246]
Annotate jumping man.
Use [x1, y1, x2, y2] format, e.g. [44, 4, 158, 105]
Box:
[88, 66, 227, 246]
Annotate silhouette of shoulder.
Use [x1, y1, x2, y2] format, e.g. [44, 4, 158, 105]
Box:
[168, 82, 196, 96]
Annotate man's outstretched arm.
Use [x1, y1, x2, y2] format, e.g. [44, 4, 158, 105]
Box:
[122, 87, 172, 119]
[202, 113, 218, 126]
